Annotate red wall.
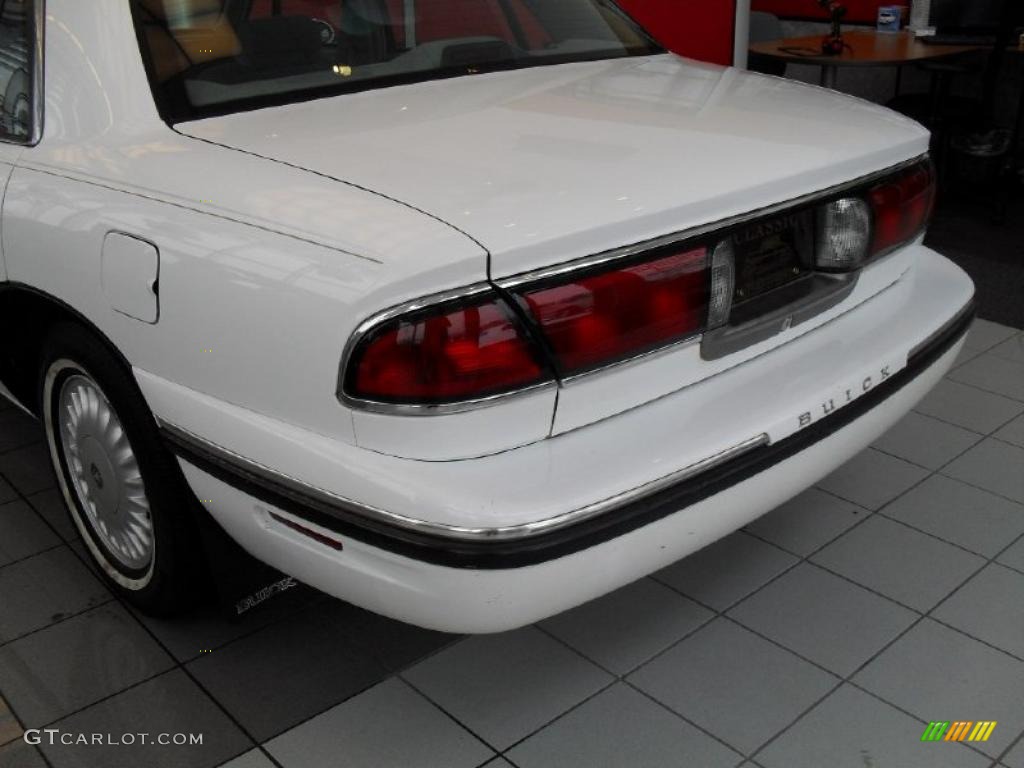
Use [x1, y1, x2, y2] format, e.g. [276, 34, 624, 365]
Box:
[617, 0, 737, 66]
[751, 0, 889, 24]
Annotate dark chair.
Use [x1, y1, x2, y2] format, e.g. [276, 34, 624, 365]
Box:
[194, 15, 326, 84]
[887, 53, 990, 181]
[748, 12, 787, 77]
[237, 16, 325, 71]
[338, 0, 395, 65]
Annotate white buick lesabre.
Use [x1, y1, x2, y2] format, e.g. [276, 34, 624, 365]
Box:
[0, 0, 974, 632]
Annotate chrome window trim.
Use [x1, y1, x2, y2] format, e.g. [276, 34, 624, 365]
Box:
[29, 0, 44, 146]
[160, 418, 767, 542]
[337, 154, 930, 416]
[0, 0, 45, 147]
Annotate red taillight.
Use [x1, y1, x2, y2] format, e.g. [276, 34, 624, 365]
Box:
[868, 161, 935, 257]
[514, 247, 709, 375]
[343, 158, 938, 407]
[346, 293, 548, 404]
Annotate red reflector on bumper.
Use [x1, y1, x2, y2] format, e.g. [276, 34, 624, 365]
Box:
[270, 512, 344, 551]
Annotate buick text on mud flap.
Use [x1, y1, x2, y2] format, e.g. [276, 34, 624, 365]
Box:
[797, 360, 902, 430]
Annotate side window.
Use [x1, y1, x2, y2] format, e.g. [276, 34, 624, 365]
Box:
[0, 0, 39, 143]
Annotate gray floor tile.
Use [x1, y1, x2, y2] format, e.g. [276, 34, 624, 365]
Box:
[654, 532, 798, 612]
[943, 439, 1024, 505]
[949, 355, 1024, 402]
[914, 379, 1024, 434]
[817, 449, 929, 510]
[0, 444, 55, 496]
[933, 564, 1024, 659]
[990, 333, 1024, 364]
[134, 582, 325, 663]
[728, 563, 917, 676]
[0, 500, 61, 567]
[853, 619, 1024, 759]
[953, 343, 983, 369]
[540, 578, 712, 675]
[0, 603, 174, 727]
[0, 410, 42, 454]
[404, 626, 612, 751]
[811, 516, 985, 611]
[1004, 736, 1024, 768]
[482, 760, 515, 768]
[756, 684, 988, 768]
[744, 488, 869, 557]
[999, 536, 1024, 573]
[629, 618, 837, 755]
[0, 477, 15, 505]
[68, 540, 106, 582]
[872, 412, 982, 470]
[506, 682, 740, 768]
[995, 413, 1024, 448]
[25, 489, 78, 542]
[883, 474, 1024, 558]
[0, 740, 46, 768]
[963, 320, 1018, 352]
[187, 599, 453, 742]
[217, 749, 276, 768]
[0, 696, 20, 746]
[38, 669, 252, 768]
[267, 678, 492, 768]
[0, 548, 110, 643]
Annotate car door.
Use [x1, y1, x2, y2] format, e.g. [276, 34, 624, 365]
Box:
[0, 0, 41, 280]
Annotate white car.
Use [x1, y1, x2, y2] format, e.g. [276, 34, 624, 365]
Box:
[1, 0, 973, 633]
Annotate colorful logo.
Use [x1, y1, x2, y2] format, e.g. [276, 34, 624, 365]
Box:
[921, 721, 997, 743]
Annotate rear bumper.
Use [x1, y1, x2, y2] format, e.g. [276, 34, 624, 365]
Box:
[157, 246, 974, 631]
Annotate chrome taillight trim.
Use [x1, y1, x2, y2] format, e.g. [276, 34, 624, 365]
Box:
[336, 282, 558, 416]
[338, 155, 931, 415]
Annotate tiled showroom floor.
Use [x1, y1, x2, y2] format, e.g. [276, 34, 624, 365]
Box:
[1, 319, 1023, 768]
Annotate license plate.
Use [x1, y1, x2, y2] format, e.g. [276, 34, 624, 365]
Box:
[731, 210, 814, 303]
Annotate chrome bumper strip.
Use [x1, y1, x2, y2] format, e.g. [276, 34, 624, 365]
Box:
[158, 418, 766, 543]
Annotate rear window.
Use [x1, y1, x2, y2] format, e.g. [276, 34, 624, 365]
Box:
[132, 0, 661, 122]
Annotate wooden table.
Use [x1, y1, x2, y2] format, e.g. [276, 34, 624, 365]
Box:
[750, 29, 989, 89]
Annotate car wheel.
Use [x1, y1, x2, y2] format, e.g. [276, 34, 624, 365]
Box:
[39, 323, 205, 614]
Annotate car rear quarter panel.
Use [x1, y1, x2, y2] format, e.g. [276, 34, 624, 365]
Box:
[3, 0, 562, 458]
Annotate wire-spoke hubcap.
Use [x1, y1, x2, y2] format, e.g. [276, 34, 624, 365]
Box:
[58, 375, 154, 572]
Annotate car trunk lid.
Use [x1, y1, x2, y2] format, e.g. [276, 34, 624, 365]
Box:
[178, 54, 932, 433]
[177, 54, 929, 279]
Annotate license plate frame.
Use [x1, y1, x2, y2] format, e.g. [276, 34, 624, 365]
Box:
[731, 208, 815, 307]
